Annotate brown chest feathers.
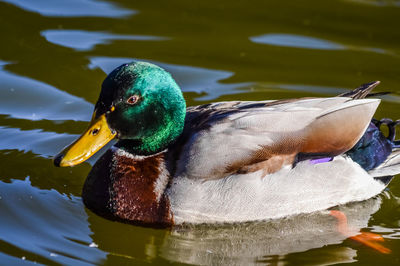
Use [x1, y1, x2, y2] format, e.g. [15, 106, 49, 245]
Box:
[82, 148, 173, 227]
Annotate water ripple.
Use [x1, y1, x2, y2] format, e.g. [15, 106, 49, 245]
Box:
[1, 0, 135, 18]
[250, 33, 345, 50]
[0, 178, 106, 265]
[0, 61, 92, 121]
[41, 30, 169, 51]
[250, 33, 391, 56]
[0, 126, 77, 158]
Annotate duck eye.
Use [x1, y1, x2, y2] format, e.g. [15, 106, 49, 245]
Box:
[127, 95, 139, 105]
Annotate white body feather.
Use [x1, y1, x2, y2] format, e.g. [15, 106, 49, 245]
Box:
[167, 156, 385, 224]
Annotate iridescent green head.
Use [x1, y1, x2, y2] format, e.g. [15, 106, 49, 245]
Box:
[99, 62, 186, 154]
[54, 61, 186, 166]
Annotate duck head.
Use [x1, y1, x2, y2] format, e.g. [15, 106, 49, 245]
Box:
[54, 61, 186, 167]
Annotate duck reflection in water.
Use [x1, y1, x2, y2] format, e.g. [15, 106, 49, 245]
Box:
[86, 196, 390, 265]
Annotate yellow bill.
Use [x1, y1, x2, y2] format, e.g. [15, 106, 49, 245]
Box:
[54, 112, 116, 167]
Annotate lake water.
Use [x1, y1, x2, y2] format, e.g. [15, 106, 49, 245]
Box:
[1, 0, 400, 265]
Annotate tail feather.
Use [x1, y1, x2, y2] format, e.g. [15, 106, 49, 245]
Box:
[338, 81, 381, 99]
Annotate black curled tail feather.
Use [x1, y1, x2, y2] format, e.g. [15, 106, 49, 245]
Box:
[372, 118, 400, 145]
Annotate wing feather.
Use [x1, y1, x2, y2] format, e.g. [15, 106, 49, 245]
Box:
[171, 97, 380, 180]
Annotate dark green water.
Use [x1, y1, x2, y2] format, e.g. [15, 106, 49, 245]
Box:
[1, 0, 400, 265]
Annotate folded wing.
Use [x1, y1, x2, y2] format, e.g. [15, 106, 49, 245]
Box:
[172, 97, 380, 180]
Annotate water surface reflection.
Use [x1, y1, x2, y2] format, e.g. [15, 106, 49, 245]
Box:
[41, 30, 168, 51]
[86, 197, 385, 265]
[250, 33, 345, 50]
[0, 61, 92, 121]
[0, 178, 106, 265]
[1, 0, 135, 17]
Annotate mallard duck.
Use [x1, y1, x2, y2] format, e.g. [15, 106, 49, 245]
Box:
[54, 61, 400, 227]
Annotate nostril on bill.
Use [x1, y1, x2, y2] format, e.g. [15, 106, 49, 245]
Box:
[53, 154, 64, 167]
